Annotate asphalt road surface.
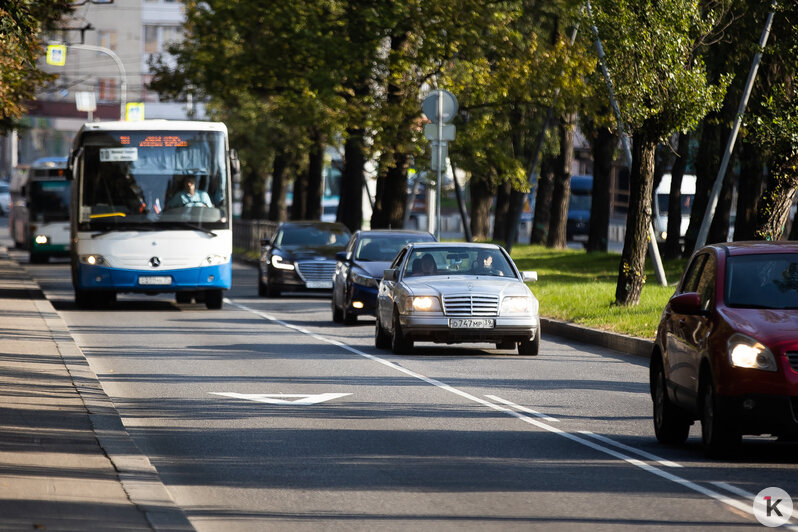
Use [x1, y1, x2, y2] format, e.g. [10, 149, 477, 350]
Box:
[9, 235, 798, 531]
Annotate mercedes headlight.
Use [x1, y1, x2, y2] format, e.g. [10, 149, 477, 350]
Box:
[728, 333, 777, 372]
[271, 254, 295, 270]
[501, 296, 538, 315]
[351, 270, 378, 288]
[400, 295, 441, 313]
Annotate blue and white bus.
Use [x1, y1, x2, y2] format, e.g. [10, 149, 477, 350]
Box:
[68, 120, 239, 308]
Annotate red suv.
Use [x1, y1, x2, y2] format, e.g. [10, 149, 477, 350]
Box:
[650, 241, 798, 457]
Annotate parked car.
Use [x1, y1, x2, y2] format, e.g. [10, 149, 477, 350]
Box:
[258, 221, 351, 297]
[375, 242, 540, 355]
[650, 241, 798, 457]
[332, 229, 436, 323]
[0, 181, 9, 215]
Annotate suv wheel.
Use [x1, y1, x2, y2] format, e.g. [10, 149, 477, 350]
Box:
[701, 378, 741, 458]
[652, 364, 691, 444]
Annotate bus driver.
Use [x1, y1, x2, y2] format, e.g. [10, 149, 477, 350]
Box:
[167, 175, 214, 208]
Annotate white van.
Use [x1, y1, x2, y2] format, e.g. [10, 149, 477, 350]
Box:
[653, 173, 696, 243]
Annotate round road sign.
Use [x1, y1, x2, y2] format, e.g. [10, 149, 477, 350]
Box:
[422, 90, 458, 123]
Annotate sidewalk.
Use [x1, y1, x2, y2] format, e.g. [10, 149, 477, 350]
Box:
[0, 246, 193, 531]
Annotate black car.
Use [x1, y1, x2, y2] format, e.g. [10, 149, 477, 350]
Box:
[331, 229, 436, 323]
[258, 221, 351, 297]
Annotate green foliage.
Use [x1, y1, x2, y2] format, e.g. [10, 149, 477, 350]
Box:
[511, 244, 687, 338]
[0, 1, 73, 132]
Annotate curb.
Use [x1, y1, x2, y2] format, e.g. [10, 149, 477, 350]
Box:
[540, 317, 654, 359]
[10, 249, 195, 532]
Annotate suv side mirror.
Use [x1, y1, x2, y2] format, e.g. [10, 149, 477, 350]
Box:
[229, 149, 241, 184]
[669, 292, 705, 315]
[383, 268, 397, 281]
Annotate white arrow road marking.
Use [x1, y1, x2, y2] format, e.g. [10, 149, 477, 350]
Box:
[210, 392, 352, 406]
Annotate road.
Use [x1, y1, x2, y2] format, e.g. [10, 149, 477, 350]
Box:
[8, 235, 798, 531]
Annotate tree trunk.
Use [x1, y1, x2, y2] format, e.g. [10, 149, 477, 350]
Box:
[615, 129, 657, 306]
[291, 159, 308, 221]
[493, 180, 512, 241]
[708, 168, 734, 244]
[547, 116, 574, 249]
[305, 130, 324, 220]
[587, 126, 616, 252]
[664, 132, 689, 259]
[734, 138, 765, 241]
[469, 173, 495, 239]
[755, 158, 798, 240]
[340, 128, 365, 232]
[530, 154, 556, 245]
[684, 117, 723, 256]
[268, 151, 288, 222]
[371, 153, 409, 229]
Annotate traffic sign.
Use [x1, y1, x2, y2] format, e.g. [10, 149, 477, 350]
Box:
[424, 123, 456, 141]
[429, 141, 448, 171]
[422, 90, 458, 123]
[125, 102, 145, 121]
[75, 92, 96, 112]
[46, 44, 67, 66]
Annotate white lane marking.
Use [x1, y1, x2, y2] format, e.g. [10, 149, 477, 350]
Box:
[709, 481, 757, 500]
[210, 392, 352, 406]
[226, 298, 760, 523]
[485, 394, 560, 422]
[578, 431, 683, 468]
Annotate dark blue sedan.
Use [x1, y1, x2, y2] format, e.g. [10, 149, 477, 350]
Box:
[332, 230, 436, 323]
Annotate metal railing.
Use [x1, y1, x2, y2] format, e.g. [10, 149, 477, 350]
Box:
[233, 219, 279, 254]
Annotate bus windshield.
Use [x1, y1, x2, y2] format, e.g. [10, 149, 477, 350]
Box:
[77, 130, 228, 230]
[30, 180, 70, 222]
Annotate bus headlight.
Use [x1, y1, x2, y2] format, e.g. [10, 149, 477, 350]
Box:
[203, 254, 229, 266]
[501, 296, 538, 315]
[34, 234, 50, 245]
[80, 254, 106, 266]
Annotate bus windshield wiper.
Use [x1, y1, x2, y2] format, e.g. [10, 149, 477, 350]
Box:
[90, 223, 161, 238]
[165, 222, 217, 237]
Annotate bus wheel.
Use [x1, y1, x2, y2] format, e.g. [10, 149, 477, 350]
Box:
[205, 289, 223, 309]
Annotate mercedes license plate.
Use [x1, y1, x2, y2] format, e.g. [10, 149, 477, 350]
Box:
[306, 280, 333, 289]
[138, 276, 172, 285]
[449, 318, 495, 329]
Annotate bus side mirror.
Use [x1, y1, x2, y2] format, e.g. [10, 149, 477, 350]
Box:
[66, 147, 81, 180]
[229, 149, 241, 184]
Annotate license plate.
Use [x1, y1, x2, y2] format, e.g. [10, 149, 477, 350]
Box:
[306, 281, 333, 289]
[138, 276, 172, 285]
[449, 318, 495, 329]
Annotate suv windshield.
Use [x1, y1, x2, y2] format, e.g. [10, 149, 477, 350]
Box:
[726, 254, 798, 309]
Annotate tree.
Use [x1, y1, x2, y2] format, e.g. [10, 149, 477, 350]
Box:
[588, 1, 729, 306]
[0, 1, 72, 132]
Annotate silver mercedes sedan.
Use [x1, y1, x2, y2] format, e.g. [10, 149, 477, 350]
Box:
[375, 242, 540, 356]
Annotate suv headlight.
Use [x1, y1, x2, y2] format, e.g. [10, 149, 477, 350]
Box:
[351, 270, 378, 288]
[271, 254, 295, 270]
[728, 333, 777, 372]
[501, 296, 538, 315]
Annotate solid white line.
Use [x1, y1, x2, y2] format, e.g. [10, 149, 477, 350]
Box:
[578, 431, 683, 468]
[226, 298, 759, 524]
[709, 481, 756, 500]
[485, 394, 560, 422]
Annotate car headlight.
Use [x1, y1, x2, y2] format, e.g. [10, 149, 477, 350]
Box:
[80, 254, 106, 266]
[203, 254, 229, 266]
[34, 234, 50, 245]
[351, 270, 378, 288]
[271, 254, 295, 270]
[399, 295, 441, 313]
[728, 333, 777, 372]
[501, 296, 538, 315]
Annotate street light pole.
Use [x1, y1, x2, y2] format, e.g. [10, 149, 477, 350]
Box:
[67, 43, 127, 120]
